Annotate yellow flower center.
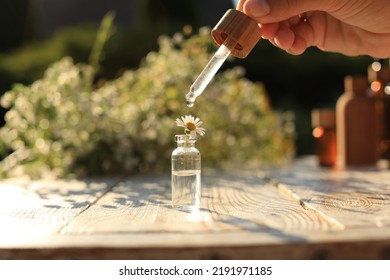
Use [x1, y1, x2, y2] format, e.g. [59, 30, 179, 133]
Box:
[186, 122, 196, 131]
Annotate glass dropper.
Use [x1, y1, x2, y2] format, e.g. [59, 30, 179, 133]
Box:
[185, 9, 262, 107]
[185, 38, 235, 107]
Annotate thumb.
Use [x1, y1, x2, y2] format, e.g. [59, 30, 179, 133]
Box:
[242, 0, 329, 23]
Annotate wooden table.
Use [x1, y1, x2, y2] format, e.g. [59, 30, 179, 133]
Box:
[0, 156, 389, 259]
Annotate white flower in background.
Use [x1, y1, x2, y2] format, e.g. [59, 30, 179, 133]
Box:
[176, 115, 206, 139]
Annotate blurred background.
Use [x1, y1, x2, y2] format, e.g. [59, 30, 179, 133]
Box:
[0, 0, 373, 156]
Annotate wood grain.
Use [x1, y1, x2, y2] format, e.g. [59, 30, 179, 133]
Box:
[1, 157, 390, 259]
[271, 157, 390, 229]
[0, 177, 118, 245]
[62, 170, 341, 239]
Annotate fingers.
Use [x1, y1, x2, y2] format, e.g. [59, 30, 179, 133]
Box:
[242, 0, 328, 23]
[289, 17, 315, 54]
[236, 0, 325, 55]
[243, 0, 271, 19]
[260, 15, 315, 55]
[236, 0, 245, 11]
[237, 0, 390, 57]
[272, 22, 295, 51]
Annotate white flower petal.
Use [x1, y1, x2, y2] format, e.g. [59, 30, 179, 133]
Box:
[176, 114, 206, 137]
[176, 118, 185, 127]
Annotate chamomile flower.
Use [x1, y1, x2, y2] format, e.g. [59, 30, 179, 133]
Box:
[176, 115, 206, 139]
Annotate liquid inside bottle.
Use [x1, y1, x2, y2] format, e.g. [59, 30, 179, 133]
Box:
[171, 135, 201, 210]
[171, 169, 201, 210]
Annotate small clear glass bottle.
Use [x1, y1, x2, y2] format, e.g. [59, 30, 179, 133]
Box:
[171, 135, 201, 210]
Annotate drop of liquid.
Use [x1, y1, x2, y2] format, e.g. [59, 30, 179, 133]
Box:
[186, 101, 194, 108]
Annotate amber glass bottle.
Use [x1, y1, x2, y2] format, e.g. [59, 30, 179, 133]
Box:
[336, 75, 378, 168]
[368, 61, 390, 162]
[311, 108, 336, 167]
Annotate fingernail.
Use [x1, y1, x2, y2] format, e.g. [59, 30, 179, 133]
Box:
[245, 0, 271, 18]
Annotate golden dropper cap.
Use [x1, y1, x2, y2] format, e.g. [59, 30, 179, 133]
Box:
[211, 9, 262, 59]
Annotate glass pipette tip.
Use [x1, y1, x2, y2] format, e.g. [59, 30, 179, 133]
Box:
[186, 41, 232, 107]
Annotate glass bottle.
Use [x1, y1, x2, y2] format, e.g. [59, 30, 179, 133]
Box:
[311, 108, 337, 167]
[336, 75, 378, 168]
[171, 135, 201, 210]
[368, 61, 390, 162]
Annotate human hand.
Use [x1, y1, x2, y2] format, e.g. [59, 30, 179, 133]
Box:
[236, 0, 390, 58]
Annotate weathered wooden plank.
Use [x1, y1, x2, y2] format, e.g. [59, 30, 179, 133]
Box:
[61, 170, 339, 238]
[2, 157, 390, 259]
[271, 156, 390, 228]
[203, 172, 342, 233]
[0, 177, 118, 245]
[2, 229, 390, 259]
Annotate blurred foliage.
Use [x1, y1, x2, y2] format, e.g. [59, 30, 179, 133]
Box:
[0, 26, 295, 178]
[88, 11, 116, 73]
[0, 23, 98, 95]
[0, 13, 164, 97]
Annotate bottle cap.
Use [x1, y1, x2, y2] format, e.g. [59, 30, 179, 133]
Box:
[211, 9, 262, 58]
[311, 108, 335, 128]
[344, 75, 368, 95]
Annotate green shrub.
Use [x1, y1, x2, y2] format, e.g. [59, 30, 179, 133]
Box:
[0, 27, 295, 178]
